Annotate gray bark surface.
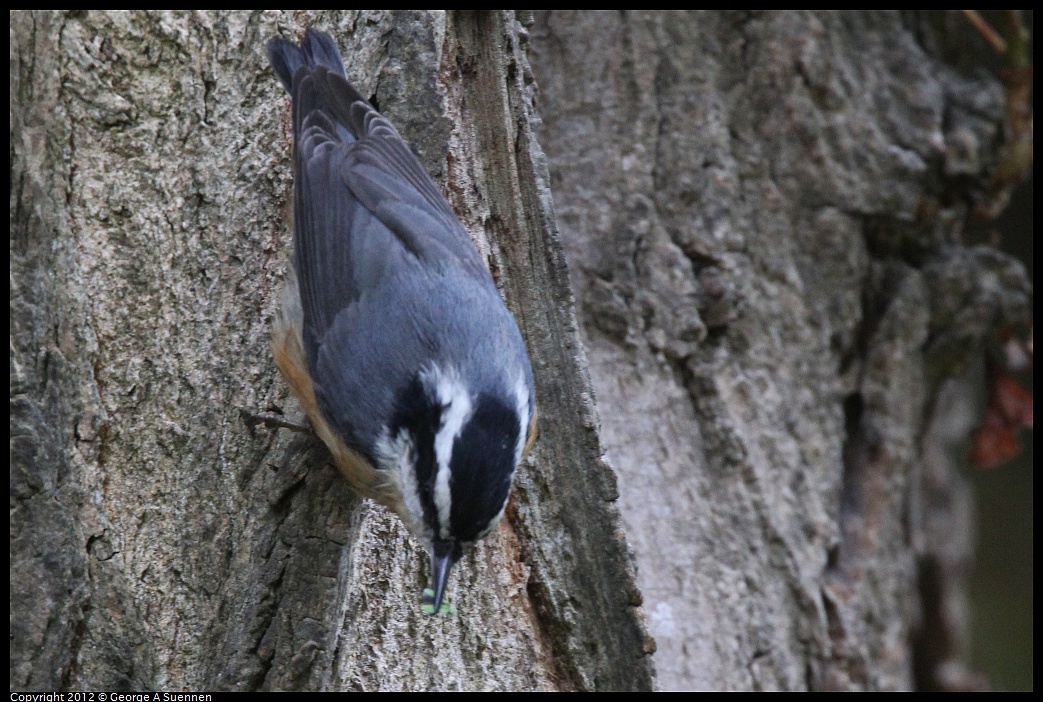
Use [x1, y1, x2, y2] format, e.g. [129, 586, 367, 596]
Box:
[10, 9, 1030, 692]
[529, 10, 1030, 691]
[11, 10, 653, 691]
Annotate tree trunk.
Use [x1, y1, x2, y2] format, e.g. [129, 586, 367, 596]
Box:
[10, 10, 1030, 692]
[527, 10, 1030, 692]
[10, 10, 652, 692]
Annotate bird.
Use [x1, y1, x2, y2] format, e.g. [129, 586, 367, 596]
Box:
[266, 28, 536, 615]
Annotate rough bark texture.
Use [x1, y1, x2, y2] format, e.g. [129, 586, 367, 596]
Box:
[528, 10, 1030, 691]
[10, 10, 653, 692]
[10, 10, 1030, 693]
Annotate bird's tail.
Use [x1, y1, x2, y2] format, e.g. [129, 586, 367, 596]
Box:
[267, 28, 346, 94]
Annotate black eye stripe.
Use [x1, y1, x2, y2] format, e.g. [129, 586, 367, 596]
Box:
[388, 376, 443, 532]
[448, 393, 520, 542]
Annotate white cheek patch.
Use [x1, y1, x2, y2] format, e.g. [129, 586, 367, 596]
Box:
[421, 366, 473, 540]
[374, 429, 430, 542]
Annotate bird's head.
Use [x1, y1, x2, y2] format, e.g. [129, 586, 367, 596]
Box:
[376, 364, 532, 614]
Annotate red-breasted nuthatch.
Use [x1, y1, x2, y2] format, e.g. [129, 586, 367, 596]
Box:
[266, 29, 536, 615]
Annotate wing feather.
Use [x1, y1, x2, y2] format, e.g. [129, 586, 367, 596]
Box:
[268, 39, 491, 366]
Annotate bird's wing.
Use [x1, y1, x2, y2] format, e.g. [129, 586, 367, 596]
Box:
[269, 30, 491, 362]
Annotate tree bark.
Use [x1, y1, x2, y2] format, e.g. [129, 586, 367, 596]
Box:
[528, 10, 1030, 691]
[10, 10, 652, 692]
[10, 10, 1030, 692]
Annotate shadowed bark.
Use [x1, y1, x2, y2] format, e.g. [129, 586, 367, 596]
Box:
[528, 10, 1029, 691]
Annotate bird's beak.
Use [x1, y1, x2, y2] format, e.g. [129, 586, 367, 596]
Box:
[428, 539, 457, 615]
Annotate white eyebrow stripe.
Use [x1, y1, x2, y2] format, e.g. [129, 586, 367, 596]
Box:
[424, 366, 473, 539]
[513, 373, 531, 467]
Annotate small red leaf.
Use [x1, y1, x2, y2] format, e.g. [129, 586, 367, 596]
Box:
[993, 372, 1034, 429]
[971, 419, 1021, 470]
[971, 367, 1033, 469]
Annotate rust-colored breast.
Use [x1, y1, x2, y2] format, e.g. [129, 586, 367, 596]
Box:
[271, 289, 405, 518]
